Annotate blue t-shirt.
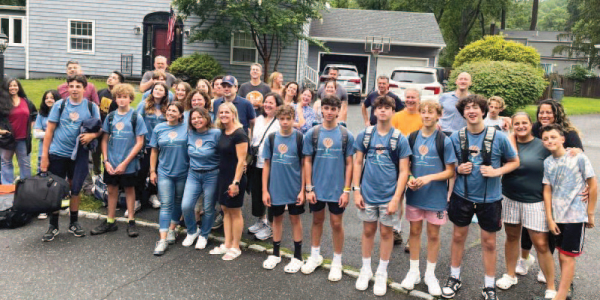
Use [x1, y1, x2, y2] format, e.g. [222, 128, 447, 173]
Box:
[141, 90, 174, 103]
[102, 109, 148, 174]
[188, 128, 221, 171]
[263, 131, 303, 205]
[48, 98, 101, 158]
[137, 101, 167, 145]
[406, 131, 457, 211]
[212, 96, 256, 132]
[303, 125, 355, 202]
[354, 128, 412, 205]
[449, 128, 517, 203]
[149, 122, 189, 178]
[34, 114, 49, 158]
[439, 92, 466, 133]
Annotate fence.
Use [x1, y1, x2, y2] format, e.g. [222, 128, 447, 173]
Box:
[542, 75, 600, 100]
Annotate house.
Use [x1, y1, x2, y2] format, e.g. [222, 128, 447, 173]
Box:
[3, 2, 445, 93]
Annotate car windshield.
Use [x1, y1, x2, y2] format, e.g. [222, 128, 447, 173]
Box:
[391, 71, 435, 84]
[337, 68, 358, 77]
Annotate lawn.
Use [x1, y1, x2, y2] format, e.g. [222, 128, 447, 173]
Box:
[523, 96, 600, 119]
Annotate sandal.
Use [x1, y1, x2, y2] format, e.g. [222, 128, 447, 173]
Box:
[209, 244, 227, 255]
[263, 255, 282, 270]
[496, 274, 518, 290]
[284, 258, 304, 273]
[222, 248, 242, 261]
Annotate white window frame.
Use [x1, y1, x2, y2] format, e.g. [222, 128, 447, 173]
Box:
[541, 63, 554, 74]
[67, 19, 95, 54]
[0, 15, 25, 47]
[230, 31, 258, 65]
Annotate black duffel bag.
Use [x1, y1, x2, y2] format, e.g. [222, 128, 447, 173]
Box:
[13, 172, 70, 214]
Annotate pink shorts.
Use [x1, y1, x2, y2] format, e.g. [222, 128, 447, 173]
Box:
[406, 205, 447, 225]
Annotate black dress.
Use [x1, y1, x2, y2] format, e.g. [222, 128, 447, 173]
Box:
[217, 127, 249, 208]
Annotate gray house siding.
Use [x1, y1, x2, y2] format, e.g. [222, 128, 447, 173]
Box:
[4, 46, 25, 78]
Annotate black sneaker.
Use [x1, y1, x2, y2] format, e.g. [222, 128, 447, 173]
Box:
[90, 220, 118, 235]
[68, 221, 86, 237]
[393, 230, 403, 245]
[566, 282, 574, 300]
[482, 287, 498, 300]
[127, 222, 139, 238]
[42, 226, 59, 242]
[441, 276, 462, 299]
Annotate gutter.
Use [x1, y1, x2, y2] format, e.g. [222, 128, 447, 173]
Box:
[312, 36, 446, 48]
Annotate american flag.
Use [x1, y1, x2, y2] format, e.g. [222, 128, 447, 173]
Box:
[167, 7, 176, 45]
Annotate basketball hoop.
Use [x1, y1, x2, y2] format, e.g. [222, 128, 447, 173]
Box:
[371, 48, 382, 58]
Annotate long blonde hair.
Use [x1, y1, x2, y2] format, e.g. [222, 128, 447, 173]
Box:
[215, 102, 243, 130]
[268, 72, 283, 90]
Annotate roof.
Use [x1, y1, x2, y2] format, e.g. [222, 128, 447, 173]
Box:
[310, 8, 446, 48]
[500, 30, 572, 42]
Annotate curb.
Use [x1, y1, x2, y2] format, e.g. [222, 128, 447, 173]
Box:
[80, 210, 436, 300]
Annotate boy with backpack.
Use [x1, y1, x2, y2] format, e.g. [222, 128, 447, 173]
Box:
[90, 84, 147, 237]
[353, 96, 411, 296]
[301, 95, 355, 282]
[261, 105, 305, 273]
[537, 124, 597, 300]
[442, 95, 519, 300]
[400, 100, 457, 296]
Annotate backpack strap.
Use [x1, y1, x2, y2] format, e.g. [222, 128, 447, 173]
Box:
[408, 131, 418, 151]
[107, 111, 116, 136]
[267, 132, 276, 160]
[131, 110, 138, 136]
[389, 129, 401, 172]
[295, 130, 303, 164]
[481, 126, 497, 166]
[435, 130, 446, 166]
[458, 128, 469, 198]
[311, 125, 321, 160]
[362, 126, 375, 153]
[339, 125, 349, 157]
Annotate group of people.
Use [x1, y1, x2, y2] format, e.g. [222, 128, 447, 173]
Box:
[0, 55, 596, 300]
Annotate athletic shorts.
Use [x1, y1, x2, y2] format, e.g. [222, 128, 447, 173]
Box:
[554, 223, 586, 257]
[357, 202, 398, 227]
[48, 153, 89, 195]
[448, 193, 502, 232]
[405, 205, 447, 225]
[103, 171, 138, 188]
[502, 196, 548, 232]
[309, 200, 345, 215]
[271, 203, 305, 217]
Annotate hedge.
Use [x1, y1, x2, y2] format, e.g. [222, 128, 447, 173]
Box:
[453, 35, 541, 69]
[169, 53, 223, 84]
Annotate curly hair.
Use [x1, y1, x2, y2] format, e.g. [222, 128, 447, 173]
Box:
[144, 82, 169, 116]
[536, 99, 579, 134]
[456, 94, 488, 119]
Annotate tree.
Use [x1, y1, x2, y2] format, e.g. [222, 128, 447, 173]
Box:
[173, 0, 328, 80]
[553, 0, 600, 69]
[453, 35, 541, 69]
[530, 0, 539, 30]
[0, 0, 25, 5]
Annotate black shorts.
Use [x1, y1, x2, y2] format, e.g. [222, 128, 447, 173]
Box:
[271, 203, 305, 217]
[48, 152, 89, 195]
[103, 171, 138, 188]
[309, 200, 345, 215]
[554, 223, 585, 257]
[448, 193, 502, 232]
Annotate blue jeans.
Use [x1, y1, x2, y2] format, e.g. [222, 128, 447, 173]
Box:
[1, 139, 31, 184]
[181, 169, 218, 237]
[157, 174, 187, 232]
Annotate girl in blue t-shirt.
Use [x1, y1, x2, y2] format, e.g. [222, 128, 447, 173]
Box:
[149, 102, 189, 256]
[183, 90, 214, 122]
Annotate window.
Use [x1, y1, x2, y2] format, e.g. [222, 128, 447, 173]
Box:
[0, 16, 25, 46]
[68, 19, 94, 54]
[230, 32, 257, 65]
[541, 63, 554, 75]
[391, 71, 436, 84]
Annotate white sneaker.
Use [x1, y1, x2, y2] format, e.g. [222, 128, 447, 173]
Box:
[124, 200, 141, 217]
[496, 273, 518, 290]
[150, 195, 161, 209]
[153, 240, 168, 256]
[400, 271, 421, 290]
[355, 268, 373, 291]
[166, 229, 177, 245]
[195, 236, 208, 250]
[537, 270, 547, 283]
[515, 255, 536, 275]
[544, 289, 557, 299]
[182, 229, 200, 247]
[373, 272, 388, 296]
[263, 255, 282, 270]
[328, 264, 343, 282]
[255, 225, 272, 241]
[424, 275, 442, 296]
[37, 213, 48, 220]
[301, 255, 323, 274]
[248, 220, 265, 234]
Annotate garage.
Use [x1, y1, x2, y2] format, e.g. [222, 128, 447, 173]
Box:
[318, 53, 370, 92]
[375, 56, 429, 79]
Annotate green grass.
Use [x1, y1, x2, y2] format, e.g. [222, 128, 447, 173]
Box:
[523, 96, 600, 119]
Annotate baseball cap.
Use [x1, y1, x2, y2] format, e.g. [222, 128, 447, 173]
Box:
[222, 75, 237, 86]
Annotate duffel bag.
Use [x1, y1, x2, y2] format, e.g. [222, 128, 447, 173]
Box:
[0, 186, 32, 229]
[13, 172, 70, 214]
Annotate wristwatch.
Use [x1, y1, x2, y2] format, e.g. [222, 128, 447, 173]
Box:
[233, 180, 240, 186]
[352, 186, 361, 192]
[305, 185, 314, 193]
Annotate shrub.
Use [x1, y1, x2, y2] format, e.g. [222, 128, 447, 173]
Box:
[448, 60, 547, 115]
[169, 53, 223, 84]
[565, 65, 595, 82]
[453, 35, 541, 69]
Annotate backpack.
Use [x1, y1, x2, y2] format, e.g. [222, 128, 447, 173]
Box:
[268, 130, 304, 164]
[311, 125, 349, 159]
[458, 126, 497, 201]
[106, 110, 145, 159]
[0, 193, 32, 229]
[408, 130, 447, 166]
[361, 126, 402, 171]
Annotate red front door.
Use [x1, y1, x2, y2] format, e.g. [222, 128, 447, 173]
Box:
[153, 27, 171, 64]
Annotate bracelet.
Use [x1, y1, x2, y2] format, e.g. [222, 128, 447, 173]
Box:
[408, 175, 416, 180]
[343, 186, 351, 192]
[150, 170, 156, 173]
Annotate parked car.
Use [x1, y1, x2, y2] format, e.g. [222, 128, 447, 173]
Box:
[319, 64, 363, 104]
[388, 67, 444, 102]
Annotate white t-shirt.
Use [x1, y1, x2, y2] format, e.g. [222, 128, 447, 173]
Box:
[252, 115, 280, 168]
[484, 117, 504, 131]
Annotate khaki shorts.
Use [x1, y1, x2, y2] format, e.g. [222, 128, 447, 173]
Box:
[357, 203, 399, 227]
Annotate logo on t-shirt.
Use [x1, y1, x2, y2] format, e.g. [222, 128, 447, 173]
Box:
[195, 138, 203, 149]
[246, 91, 264, 106]
[418, 145, 429, 162]
[69, 112, 79, 122]
[115, 122, 125, 135]
[168, 131, 178, 143]
[375, 144, 385, 162]
[323, 138, 334, 154]
[100, 97, 112, 114]
[469, 145, 482, 164]
[278, 144, 288, 159]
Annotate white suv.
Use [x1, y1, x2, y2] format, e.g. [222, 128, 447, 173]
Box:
[388, 67, 443, 102]
[319, 64, 363, 104]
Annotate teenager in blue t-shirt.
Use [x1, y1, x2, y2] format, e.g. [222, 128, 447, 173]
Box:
[261, 105, 305, 273]
[301, 95, 355, 282]
[352, 96, 411, 296]
[34, 90, 60, 173]
[90, 84, 147, 238]
[441, 95, 519, 300]
[148, 102, 190, 256]
[40, 75, 102, 242]
[400, 100, 456, 297]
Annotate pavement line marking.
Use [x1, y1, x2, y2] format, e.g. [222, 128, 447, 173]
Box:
[80, 210, 436, 300]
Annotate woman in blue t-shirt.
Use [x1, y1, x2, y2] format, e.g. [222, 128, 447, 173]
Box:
[149, 102, 189, 256]
[293, 88, 316, 134]
[184, 90, 213, 122]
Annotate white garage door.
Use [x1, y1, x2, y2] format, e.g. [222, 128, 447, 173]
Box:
[376, 56, 429, 78]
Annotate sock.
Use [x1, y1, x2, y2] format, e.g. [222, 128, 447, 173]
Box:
[311, 246, 320, 258]
[484, 275, 495, 288]
[70, 211, 78, 224]
[425, 261, 437, 278]
[409, 259, 420, 273]
[107, 218, 115, 224]
[50, 213, 59, 228]
[273, 241, 281, 257]
[362, 257, 372, 271]
[129, 220, 136, 225]
[450, 266, 461, 279]
[294, 241, 302, 260]
[376, 260, 389, 275]
[332, 253, 342, 266]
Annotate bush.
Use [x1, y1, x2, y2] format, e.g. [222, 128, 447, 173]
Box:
[565, 65, 595, 82]
[448, 60, 547, 115]
[169, 53, 223, 84]
[453, 35, 541, 69]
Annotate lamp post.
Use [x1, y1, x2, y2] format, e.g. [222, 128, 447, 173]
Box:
[0, 31, 8, 82]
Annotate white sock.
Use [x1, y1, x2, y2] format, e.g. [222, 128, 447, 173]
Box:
[450, 266, 461, 279]
[376, 260, 389, 275]
[425, 261, 437, 278]
[362, 257, 372, 271]
[409, 259, 420, 274]
[332, 253, 342, 266]
[484, 275, 495, 288]
[311, 247, 320, 258]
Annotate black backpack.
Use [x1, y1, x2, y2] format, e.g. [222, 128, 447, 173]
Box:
[458, 126, 497, 201]
[106, 110, 145, 159]
[0, 193, 32, 229]
[361, 126, 402, 171]
[408, 130, 447, 166]
[311, 125, 349, 159]
[267, 130, 304, 164]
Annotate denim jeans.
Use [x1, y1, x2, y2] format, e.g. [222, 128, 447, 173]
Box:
[181, 169, 218, 237]
[157, 174, 187, 232]
[1, 139, 31, 184]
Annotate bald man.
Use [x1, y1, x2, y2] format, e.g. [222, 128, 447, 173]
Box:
[439, 72, 471, 135]
[140, 55, 177, 92]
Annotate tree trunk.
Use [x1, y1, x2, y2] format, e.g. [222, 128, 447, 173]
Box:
[501, 7, 506, 30]
[530, 0, 539, 30]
